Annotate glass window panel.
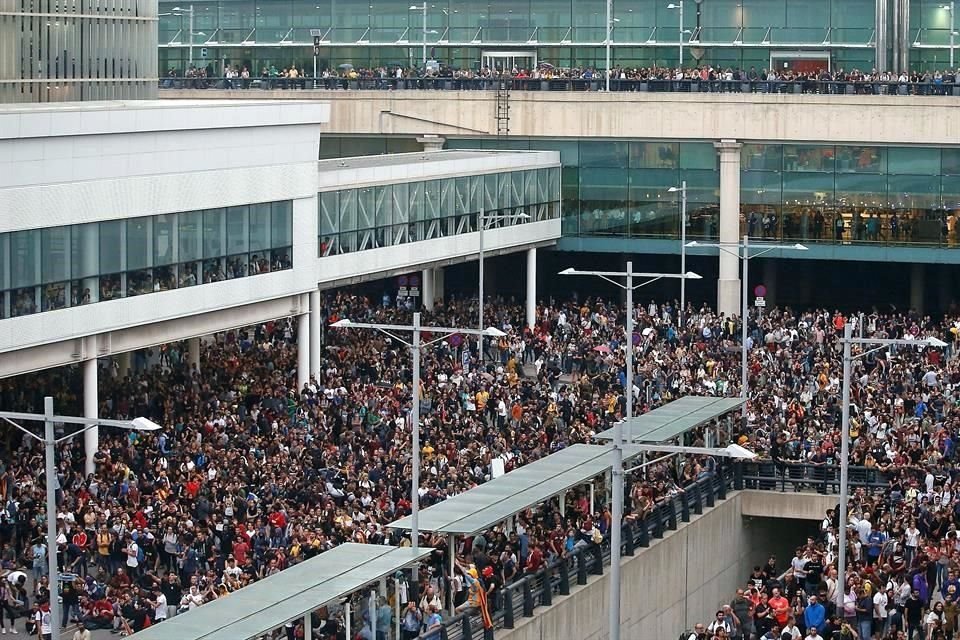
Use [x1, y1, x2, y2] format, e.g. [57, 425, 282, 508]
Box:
[942, 176, 960, 209]
[226, 206, 250, 255]
[483, 174, 498, 212]
[579, 141, 629, 168]
[943, 149, 960, 176]
[408, 182, 424, 222]
[125, 217, 152, 271]
[0, 235, 7, 290]
[679, 143, 718, 170]
[249, 204, 272, 253]
[888, 175, 942, 209]
[393, 183, 409, 223]
[271, 201, 292, 248]
[154, 215, 177, 266]
[455, 177, 470, 216]
[376, 185, 394, 227]
[835, 174, 888, 208]
[512, 172, 525, 208]
[530, 139, 580, 167]
[99, 221, 123, 274]
[782, 145, 834, 172]
[741, 171, 784, 205]
[41, 227, 69, 284]
[424, 180, 441, 220]
[629, 142, 679, 169]
[628, 168, 679, 199]
[202, 209, 225, 259]
[679, 169, 721, 202]
[70, 223, 99, 279]
[320, 192, 339, 235]
[525, 170, 537, 204]
[741, 144, 783, 172]
[357, 187, 375, 229]
[440, 179, 456, 218]
[498, 172, 512, 210]
[178, 211, 202, 262]
[888, 147, 941, 175]
[580, 168, 628, 235]
[834, 146, 885, 173]
[781, 172, 836, 206]
[339, 189, 358, 232]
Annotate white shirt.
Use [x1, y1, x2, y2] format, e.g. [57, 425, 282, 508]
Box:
[35, 608, 52, 634]
[873, 591, 888, 619]
[906, 527, 921, 547]
[126, 542, 140, 568]
[154, 592, 168, 620]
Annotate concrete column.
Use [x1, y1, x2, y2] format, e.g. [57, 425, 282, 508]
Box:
[911, 263, 926, 315]
[297, 311, 310, 391]
[761, 260, 777, 308]
[435, 267, 445, 305]
[421, 268, 435, 311]
[83, 355, 98, 477]
[310, 288, 323, 380]
[416, 135, 445, 151]
[116, 351, 131, 379]
[715, 139, 743, 318]
[526, 247, 537, 329]
[188, 337, 200, 373]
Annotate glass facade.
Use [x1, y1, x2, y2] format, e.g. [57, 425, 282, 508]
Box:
[446, 137, 960, 248]
[158, 0, 960, 75]
[0, 201, 293, 319]
[318, 168, 561, 256]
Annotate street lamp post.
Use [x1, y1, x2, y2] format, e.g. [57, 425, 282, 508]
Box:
[0, 400, 160, 637]
[171, 5, 196, 67]
[560, 265, 701, 640]
[945, 3, 956, 68]
[605, 0, 612, 91]
[668, 181, 688, 327]
[686, 236, 807, 426]
[667, 1, 684, 67]
[331, 315, 505, 550]
[478, 210, 529, 364]
[410, 3, 427, 67]
[833, 325, 947, 610]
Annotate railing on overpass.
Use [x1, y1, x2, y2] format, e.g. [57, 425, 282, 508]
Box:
[429, 459, 877, 640]
[159, 76, 960, 97]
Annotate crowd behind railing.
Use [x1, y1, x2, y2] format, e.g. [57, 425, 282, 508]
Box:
[160, 63, 960, 96]
[1, 292, 959, 639]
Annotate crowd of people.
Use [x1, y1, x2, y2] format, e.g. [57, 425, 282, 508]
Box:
[161, 62, 960, 95]
[0, 291, 959, 639]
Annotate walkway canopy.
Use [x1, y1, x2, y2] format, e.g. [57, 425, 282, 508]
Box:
[592, 396, 744, 444]
[129, 544, 432, 640]
[388, 443, 641, 536]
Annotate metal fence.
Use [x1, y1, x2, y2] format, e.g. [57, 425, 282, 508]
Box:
[159, 76, 960, 97]
[423, 459, 882, 640]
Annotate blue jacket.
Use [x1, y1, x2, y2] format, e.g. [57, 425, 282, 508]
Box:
[804, 602, 826, 632]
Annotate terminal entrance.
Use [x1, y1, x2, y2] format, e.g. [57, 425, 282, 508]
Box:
[481, 50, 537, 72]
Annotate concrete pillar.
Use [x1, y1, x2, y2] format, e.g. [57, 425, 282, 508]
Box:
[714, 139, 743, 318]
[911, 263, 926, 315]
[116, 351, 131, 379]
[422, 268, 435, 311]
[83, 355, 98, 477]
[310, 288, 323, 380]
[761, 260, 777, 308]
[188, 337, 200, 373]
[416, 135, 445, 152]
[526, 247, 537, 329]
[435, 267, 445, 305]
[297, 311, 310, 391]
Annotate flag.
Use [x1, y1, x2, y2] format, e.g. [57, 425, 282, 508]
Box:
[476, 579, 493, 630]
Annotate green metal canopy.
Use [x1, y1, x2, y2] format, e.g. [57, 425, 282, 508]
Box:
[128, 544, 432, 640]
[592, 396, 744, 444]
[388, 443, 642, 536]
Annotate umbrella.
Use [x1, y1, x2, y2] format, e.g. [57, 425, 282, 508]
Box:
[538, 62, 555, 70]
[338, 63, 354, 70]
[593, 344, 611, 354]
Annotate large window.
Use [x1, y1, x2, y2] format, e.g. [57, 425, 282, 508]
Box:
[317, 168, 561, 257]
[0, 199, 293, 320]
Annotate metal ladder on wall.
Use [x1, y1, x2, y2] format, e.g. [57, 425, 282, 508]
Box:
[495, 79, 511, 136]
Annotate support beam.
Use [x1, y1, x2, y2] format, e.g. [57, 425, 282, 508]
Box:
[310, 289, 323, 380]
[526, 247, 537, 329]
[116, 351, 131, 378]
[911, 263, 926, 315]
[188, 337, 200, 373]
[297, 311, 310, 391]
[714, 139, 743, 318]
[422, 268, 436, 311]
[83, 355, 98, 476]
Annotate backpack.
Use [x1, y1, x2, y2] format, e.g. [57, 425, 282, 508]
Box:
[679, 631, 694, 640]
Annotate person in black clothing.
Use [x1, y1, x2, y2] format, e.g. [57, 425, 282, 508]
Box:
[904, 589, 924, 640]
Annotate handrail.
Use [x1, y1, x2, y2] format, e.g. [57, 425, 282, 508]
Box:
[426, 459, 883, 640]
[158, 76, 960, 97]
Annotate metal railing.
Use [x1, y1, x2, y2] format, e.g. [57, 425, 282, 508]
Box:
[425, 459, 882, 640]
[159, 76, 960, 97]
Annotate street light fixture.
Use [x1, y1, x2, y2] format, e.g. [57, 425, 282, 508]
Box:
[685, 236, 807, 426]
[410, 3, 428, 67]
[330, 315, 505, 551]
[833, 325, 947, 611]
[169, 5, 196, 67]
[944, 3, 956, 68]
[560, 264, 701, 640]
[478, 210, 529, 364]
[0, 399, 160, 637]
[667, 1, 684, 67]
[668, 181, 688, 326]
